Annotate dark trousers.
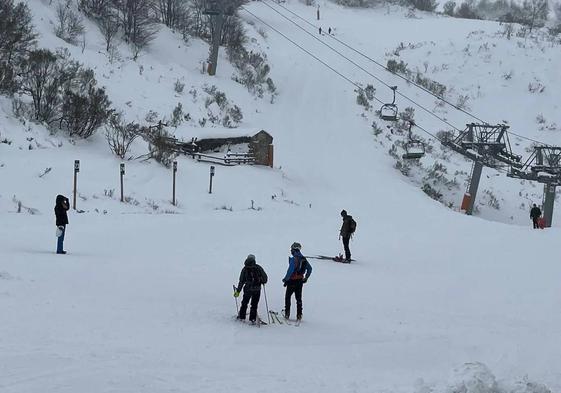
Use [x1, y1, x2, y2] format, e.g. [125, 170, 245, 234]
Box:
[342, 235, 351, 260]
[239, 290, 260, 321]
[57, 226, 66, 253]
[285, 281, 303, 318]
[532, 218, 539, 229]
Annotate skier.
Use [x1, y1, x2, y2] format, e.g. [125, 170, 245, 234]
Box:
[282, 242, 312, 321]
[328, 27, 332, 34]
[54, 194, 70, 254]
[530, 204, 542, 229]
[339, 210, 356, 262]
[234, 254, 268, 323]
[319, 27, 322, 35]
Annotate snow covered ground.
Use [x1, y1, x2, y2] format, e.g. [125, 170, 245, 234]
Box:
[1, 0, 561, 391]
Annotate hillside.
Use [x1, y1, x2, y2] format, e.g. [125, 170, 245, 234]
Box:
[1, 0, 560, 392]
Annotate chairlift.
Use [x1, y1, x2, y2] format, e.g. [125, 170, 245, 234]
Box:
[380, 86, 398, 122]
[402, 121, 426, 160]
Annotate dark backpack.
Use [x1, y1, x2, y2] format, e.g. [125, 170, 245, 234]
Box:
[246, 266, 262, 287]
[349, 217, 357, 233]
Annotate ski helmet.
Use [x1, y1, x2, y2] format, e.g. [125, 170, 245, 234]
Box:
[290, 242, 302, 251]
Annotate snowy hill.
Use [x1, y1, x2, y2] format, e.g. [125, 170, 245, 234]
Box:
[1, 0, 561, 392]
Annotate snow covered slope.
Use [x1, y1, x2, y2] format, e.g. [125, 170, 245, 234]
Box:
[1, 0, 560, 392]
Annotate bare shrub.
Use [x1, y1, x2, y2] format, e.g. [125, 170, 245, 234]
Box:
[105, 112, 139, 159]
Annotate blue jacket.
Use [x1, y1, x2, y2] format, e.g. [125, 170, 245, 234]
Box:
[283, 250, 312, 282]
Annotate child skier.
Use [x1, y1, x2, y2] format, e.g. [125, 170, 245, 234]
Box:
[282, 242, 312, 321]
[234, 254, 268, 323]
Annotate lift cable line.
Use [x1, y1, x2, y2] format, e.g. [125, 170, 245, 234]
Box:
[262, 0, 551, 147]
[241, 5, 559, 225]
[257, 0, 463, 133]
[240, 6, 444, 146]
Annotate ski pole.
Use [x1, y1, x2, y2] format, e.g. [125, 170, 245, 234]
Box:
[233, 284, 239, 314]
[262, 284, 270, 324]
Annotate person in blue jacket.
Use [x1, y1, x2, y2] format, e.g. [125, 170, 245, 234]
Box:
[282, 242, 312, 321]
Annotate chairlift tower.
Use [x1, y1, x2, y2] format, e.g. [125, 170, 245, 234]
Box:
[442, 123, 522, 215]
[204, 0, 234, 76]
[508, 146, 561, 227]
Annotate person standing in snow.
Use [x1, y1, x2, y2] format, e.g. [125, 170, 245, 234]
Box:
[54, 194, 70, 254]
[328, 27, 332, 34]
[234, 254, 268, 323]
[339, 210, 356, 262]
[283, 242, 312, 321]
[530, 204, 542, 229]
[319, 27, 322, 35]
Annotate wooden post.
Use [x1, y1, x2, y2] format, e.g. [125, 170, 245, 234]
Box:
[120, 163, 125, 202]
[73, 160, 80, 210]
[172, 161, 177, 206]
[267, 144, 274, 168]
[209, 166, 215, 194]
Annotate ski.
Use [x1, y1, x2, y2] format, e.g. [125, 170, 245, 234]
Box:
[269, 310, 284, 325]
[307, 254, 355, 263]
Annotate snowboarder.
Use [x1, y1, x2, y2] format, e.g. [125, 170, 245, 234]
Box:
[54, 194, 70, 254]
[339, 210, 356, 262]
[282, 242, 312, 321]
[530, 204, 542, 229]
[234, 254, 268, 323]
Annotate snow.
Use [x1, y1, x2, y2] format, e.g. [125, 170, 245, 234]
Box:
[1, 0, 561, 392]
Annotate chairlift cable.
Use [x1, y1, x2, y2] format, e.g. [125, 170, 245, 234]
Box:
[263, 0, 552, 147]
[258, 0, 463, 132]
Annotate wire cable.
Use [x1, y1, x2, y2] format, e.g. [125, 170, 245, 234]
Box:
[263, 0, 551, 146]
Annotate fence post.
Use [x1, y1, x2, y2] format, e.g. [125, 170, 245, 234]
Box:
[73, 160, 80, 210]
[120, 163, 125, 203]
[172, 161, 177, 206]
[209, 166, 215, 194]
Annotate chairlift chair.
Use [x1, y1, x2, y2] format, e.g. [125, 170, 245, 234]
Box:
[380, 86, 398, 122]
[402, 121, 426, 160]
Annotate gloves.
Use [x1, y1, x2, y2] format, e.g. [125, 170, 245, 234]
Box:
[283, 280, 287, 287]
[302, 277, 308, 284]
[233, 291, 240, 298]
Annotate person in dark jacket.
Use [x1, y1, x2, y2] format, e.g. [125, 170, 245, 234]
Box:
[234, 254, 268, 323]
[54, 194, 70, 254]
[339, 210, 354, 262]
[530, 204, 542, 229]
[282, 242, 312, 321]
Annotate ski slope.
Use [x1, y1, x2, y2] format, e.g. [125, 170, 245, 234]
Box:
[1, 0, 560, 392]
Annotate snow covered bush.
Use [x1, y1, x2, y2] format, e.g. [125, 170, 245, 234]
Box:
[0, 0, 37, 94]
[174, 79, 185, 94]
[146, 125, 177, 167]
[113, 0, 159, 59]
[443, 1, 456, 15]
[105, 113, 139, 159]
[54, 0, 85, 45]
[406, 0, 438, 12]
[228, 47, 277, 102]
[60, 68, 112, 138]
[169, 102, 184, 127]
[19, 49, 79, 123]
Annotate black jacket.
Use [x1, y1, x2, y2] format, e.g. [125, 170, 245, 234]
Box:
[236, 258, 268, 293]
[55, 194, 69, 226]
[530, 207, 541, 219]
[340, 215, 354, 237]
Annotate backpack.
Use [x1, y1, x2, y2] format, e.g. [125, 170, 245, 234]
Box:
[246, 266, 262, 287]
[349, 217, 357, 234]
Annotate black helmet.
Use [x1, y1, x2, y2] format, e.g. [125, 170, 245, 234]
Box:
[341, 209, 347, 217]
[290, 242, 302, 251]
[244, 254, 256, 266]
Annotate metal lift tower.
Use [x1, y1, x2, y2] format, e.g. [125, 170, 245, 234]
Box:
[442, 123, 522, 215]
[508, 146, 561, 227]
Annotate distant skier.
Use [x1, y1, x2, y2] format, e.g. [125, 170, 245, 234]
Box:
[282, 242, 312, 321]
[54, 194, 70, 254]
[319, 27, 322, 35]
[339, 210, 356, 262]
[328, 27, 332, 34]
[234, 254, 268, 323]
[530, 204, 542, 229]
